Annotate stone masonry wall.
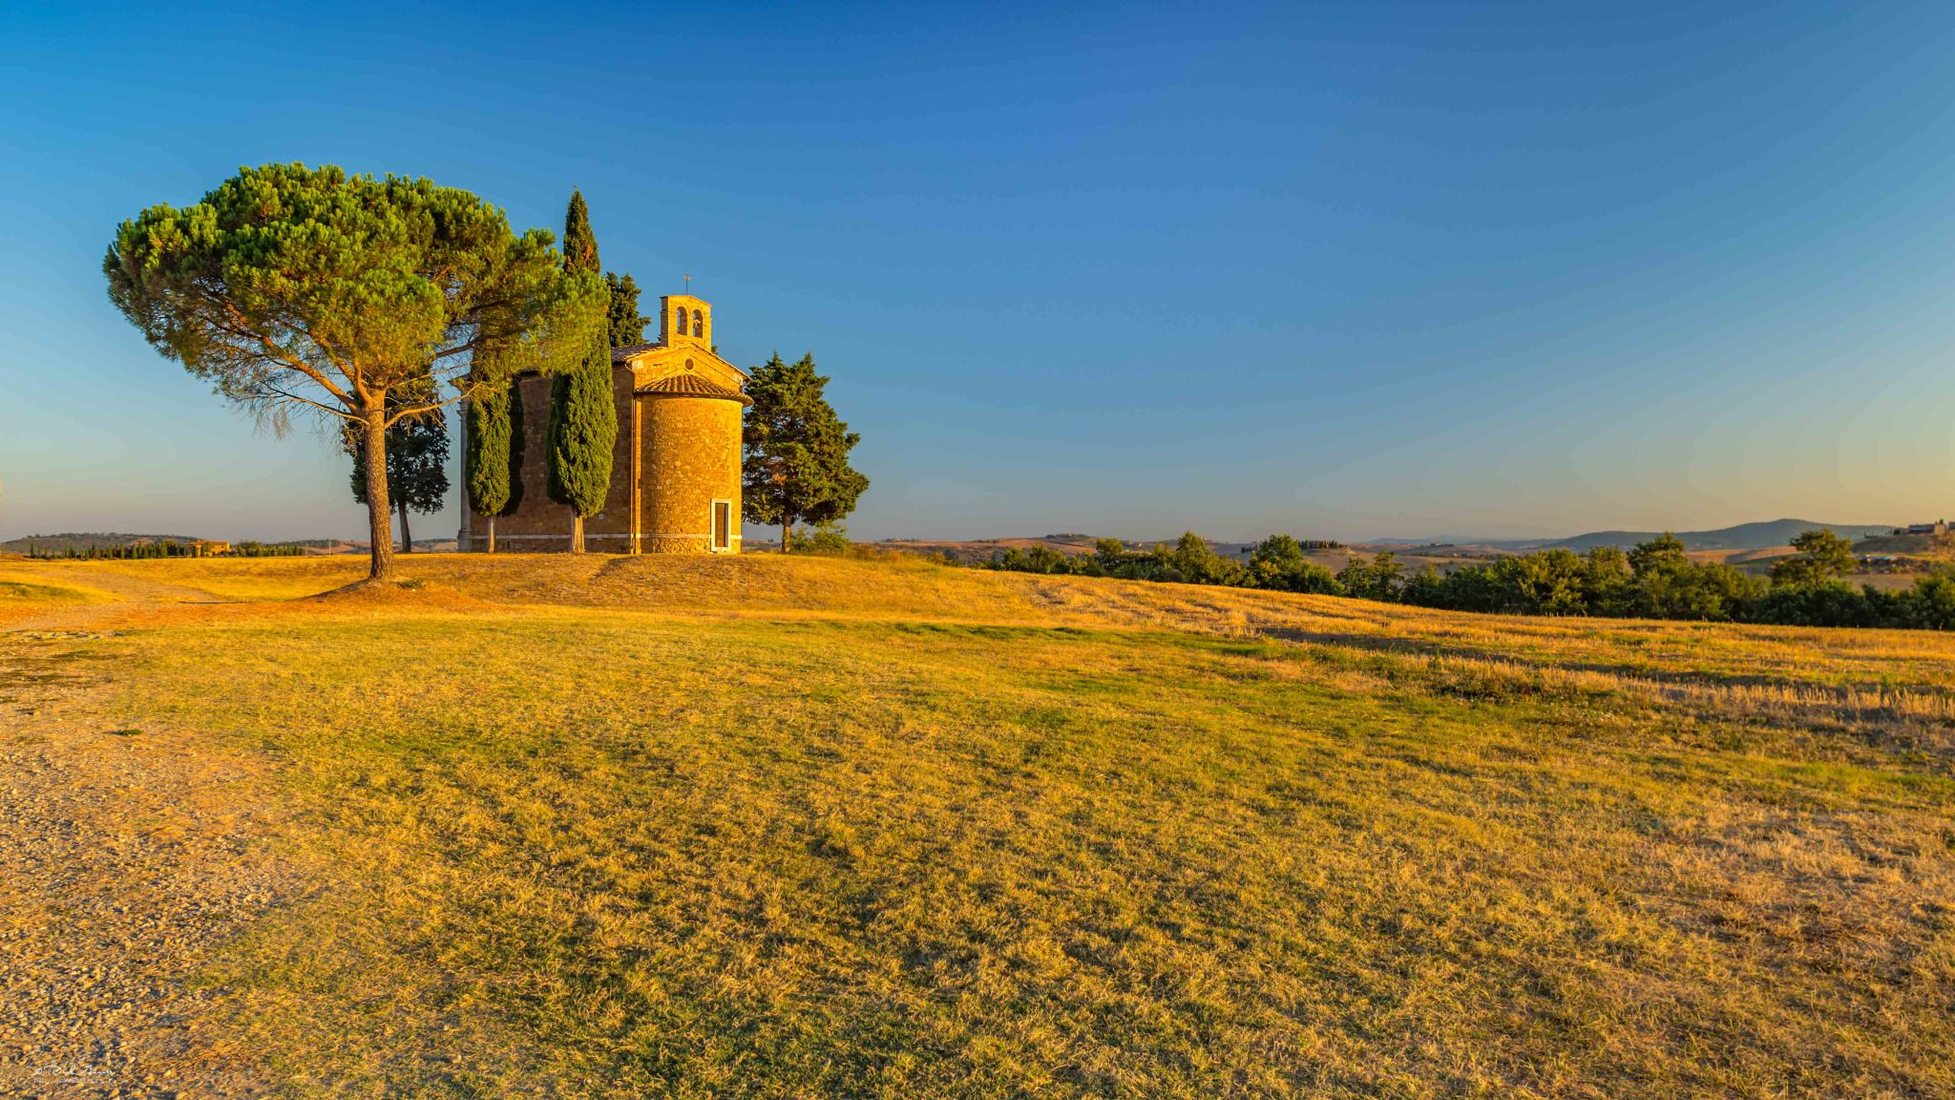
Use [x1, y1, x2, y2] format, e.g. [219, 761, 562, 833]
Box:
[464, 367, 636, 552]
[641, 395, 743, 553]
[462, 367, 743, 554]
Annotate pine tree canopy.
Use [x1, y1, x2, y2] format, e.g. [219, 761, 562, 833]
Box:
[103, 162, 601, 579]
[105, 164, 600, 433]
[742, 353, 869, 540]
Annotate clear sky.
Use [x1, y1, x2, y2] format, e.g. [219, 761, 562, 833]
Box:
[3, 1, 1954, 543]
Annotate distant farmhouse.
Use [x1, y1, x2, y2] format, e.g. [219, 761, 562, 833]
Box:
[1901, 520, 1948, 536]
[461, 294, 747, 554]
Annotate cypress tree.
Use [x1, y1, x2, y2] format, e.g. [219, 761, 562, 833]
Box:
[741, 353, 870, 553]
[605, 271, 650, 348]
[507, 379, 525, 511]
[464, 344, 524, 553]
[546, 190, 617, 553]
[561, 190, 600, 275]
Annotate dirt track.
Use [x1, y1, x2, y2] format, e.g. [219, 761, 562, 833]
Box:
[1, 580, 289, 1099]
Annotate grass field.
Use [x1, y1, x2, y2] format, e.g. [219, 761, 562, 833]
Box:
[2, 552, 1952, 1098]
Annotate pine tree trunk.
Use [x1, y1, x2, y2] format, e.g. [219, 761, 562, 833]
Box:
[571, 513, 585, 554]
[398, 498, 414, 553]
[361, 405, 395, 581]
[486, 514, 496, 555]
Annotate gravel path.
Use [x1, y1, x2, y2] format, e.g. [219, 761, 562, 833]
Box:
[1, 582, 294, 1098]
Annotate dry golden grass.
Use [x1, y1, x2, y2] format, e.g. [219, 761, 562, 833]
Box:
[3, 553, 1953, 1097]
[23, 554, 373, 602]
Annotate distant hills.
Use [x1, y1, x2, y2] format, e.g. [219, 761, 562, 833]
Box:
[1545, 519, 1898, 552]
[1, 532, 358, 555]
[1, 531, 206, 554]
[1376, 519, 1899, 553]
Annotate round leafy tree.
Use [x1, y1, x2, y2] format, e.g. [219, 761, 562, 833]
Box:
[742, 353, 869, 552]
[347, 406, 449, 553]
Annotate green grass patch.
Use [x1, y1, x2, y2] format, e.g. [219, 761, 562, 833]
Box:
[0, 579, 97, 601]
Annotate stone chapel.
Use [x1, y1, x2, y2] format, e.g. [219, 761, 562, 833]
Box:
[459, 294, 747, 553]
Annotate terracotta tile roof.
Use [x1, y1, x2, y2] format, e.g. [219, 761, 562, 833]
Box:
[636, 372, 753, 405]
[611, 342, 663, 359]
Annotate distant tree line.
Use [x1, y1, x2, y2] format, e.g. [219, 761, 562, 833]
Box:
[232, 541, 309, 558]
[985, 528, 1955, 631]
[25, 540, 304, 560]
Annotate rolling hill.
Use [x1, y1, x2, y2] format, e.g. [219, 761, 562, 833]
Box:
[0, 531, 207, 554]
[1379, 518, 1898, 554]
[1854, 529, 1955, 560]
[1547, 518, 1896, 552]
[1, 552, 1950, 1096]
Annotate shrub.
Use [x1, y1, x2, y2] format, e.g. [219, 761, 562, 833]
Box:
[1246, 534, 1340, 593]
[1895, 571, 1955, 630]
[1740, 581, 1880, 628]
[1337, 551, 1405, 602]
[788, 523, 854, 556]
[1157, 532, 1245, 586]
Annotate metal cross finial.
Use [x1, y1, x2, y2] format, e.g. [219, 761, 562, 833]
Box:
[683, 273, 691, 292]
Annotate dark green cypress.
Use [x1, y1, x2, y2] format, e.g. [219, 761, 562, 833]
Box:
[546, 190, 617, 552]
[604, 271, 649, 348]
[561, 190, 600, 276]
[506, 380, 525, 512]
[464, 344, 524, 553]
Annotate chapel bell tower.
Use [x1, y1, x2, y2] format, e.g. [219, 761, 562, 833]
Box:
[661, 294, 711, 349]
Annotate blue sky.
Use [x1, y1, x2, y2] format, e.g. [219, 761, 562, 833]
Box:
[4, 1, 1954, 542]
